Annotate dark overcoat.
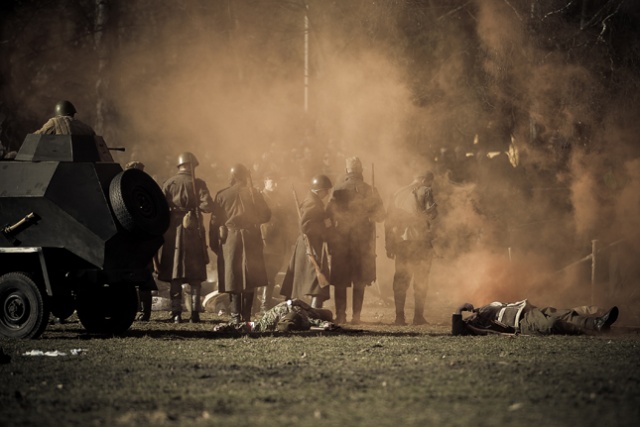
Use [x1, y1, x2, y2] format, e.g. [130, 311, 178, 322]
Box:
[158, 170, 213, 282]
[326, 172, 385, 287]
[210, 182, 271, 293]
[280, 191, 331, 301]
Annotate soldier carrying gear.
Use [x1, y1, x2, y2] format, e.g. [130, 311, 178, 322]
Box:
[281, 174, 333, 309]
[210, 162, 271, 324]
[326, 156, 385, 325]
[385, 170, 438, 326]
[34, 100, 96, 136]
[158, 151, 214, 323]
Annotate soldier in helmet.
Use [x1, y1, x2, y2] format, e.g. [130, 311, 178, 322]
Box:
[385, 171, 438, 325]
[209, 163, 271, 324]
[280, 174, 333, 308]
[158, 152, 214, 323]
[326, 157, 385, 324]
[34, 100, 96, 135]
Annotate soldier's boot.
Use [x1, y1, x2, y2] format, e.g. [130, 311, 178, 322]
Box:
[412, 288, 427, 325]
[242, 292, 254, 322]
[169, 281, 183, 323]
[170, 300, 182, 324]
[334, 287, 347, 324]
[190, 285, 202, 323]
[394, 290, 407, 326]
[137, 289, 152, 321]
[310, 296, 323, 309]
[351, 285, 365, 325]
[229, 293, 242, 324]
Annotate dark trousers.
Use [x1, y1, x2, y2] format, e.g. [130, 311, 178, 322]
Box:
[392, 245, 433, 320]
[230, 292, 255, 323]
[170, 280, 202, 314]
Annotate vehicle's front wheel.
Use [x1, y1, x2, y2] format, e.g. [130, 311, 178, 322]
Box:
[0, 272, 49, 339]
[76, 284, 138, 335]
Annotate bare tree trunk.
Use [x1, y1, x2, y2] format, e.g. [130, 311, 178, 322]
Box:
[94, 0, 108, 135]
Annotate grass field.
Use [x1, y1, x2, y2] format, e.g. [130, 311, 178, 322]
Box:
[1, 298, 640, 427]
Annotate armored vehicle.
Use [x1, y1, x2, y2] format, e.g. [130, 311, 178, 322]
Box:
[0, 133, 170, 338]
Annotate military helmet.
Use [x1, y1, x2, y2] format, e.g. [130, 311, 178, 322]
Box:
[177, 152, 199, 168]
[230, 163, 250, 181]
[310, 174, 332, 191]
[54, 100, 77, 117]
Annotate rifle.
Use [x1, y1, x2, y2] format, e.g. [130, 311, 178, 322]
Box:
[292, 185, 330, 288]
[189, 162, 209, 264]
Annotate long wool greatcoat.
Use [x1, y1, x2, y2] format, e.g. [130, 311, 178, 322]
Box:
[158, 170, 214, 283]
[209, 182, 271, 293]
[326, 172, 385, 288]
[280, 191, 331, 301]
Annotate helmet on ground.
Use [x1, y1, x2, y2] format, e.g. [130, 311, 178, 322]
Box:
[310, 174, 332, 191]
[54, 100, 77, 117]
[177, 152, 199, 168]
[230, 163, 250, 181]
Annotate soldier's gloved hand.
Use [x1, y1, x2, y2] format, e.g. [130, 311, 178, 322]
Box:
[386, 249, 395, 260]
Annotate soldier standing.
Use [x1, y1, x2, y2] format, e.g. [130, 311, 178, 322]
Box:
[280, 174, 333, 308]
[158, 152, 213, 323]
[384, 171, 438, 325]
[34, 100, 96, 135]
[209, 164, 271, 324]
[326, 157, 385, 324]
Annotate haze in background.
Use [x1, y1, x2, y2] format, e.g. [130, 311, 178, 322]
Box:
[3, 0, 639, 317]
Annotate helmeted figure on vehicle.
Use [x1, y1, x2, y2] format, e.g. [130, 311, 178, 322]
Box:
[158, 152, 213, 323]
[385, 171, 438, 325]
[281, 174, 333, 308]
[34, 100, 96, 136]
[209, 163, 271, 323]
[326, 157, 385, 324]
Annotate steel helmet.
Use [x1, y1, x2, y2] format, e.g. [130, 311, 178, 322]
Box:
[230, 163, 250, 181]
[310, 174, 332, 191]
[54, 100, 77, 117]
[177, 152, 199, 168]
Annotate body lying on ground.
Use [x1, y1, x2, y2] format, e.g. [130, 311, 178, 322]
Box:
[452, 300, 619, 335]
[213, 299, 336, 333]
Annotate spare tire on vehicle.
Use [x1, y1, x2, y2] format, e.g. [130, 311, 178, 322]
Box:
[109, 168, 170, 237]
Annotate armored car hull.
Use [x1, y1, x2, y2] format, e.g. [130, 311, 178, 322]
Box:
[0, 134, 169, 338]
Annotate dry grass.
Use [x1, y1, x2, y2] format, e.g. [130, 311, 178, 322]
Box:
[1, 298, 639, 427]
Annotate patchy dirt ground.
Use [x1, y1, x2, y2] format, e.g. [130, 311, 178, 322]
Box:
[1, 295, 639, 427]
